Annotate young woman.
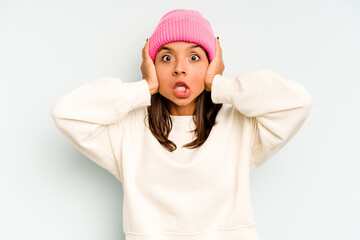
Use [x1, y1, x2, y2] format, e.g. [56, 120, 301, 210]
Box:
[51, 9, 313, 240]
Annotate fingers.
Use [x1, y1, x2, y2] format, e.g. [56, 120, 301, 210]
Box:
[215, 37, 222, 57]
[215, 37, 225, 72]
[142, 38, 149, 60]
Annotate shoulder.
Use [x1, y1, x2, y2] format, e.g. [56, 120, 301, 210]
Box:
[115, 106, 148, 129]
[216, 104, 251, 125]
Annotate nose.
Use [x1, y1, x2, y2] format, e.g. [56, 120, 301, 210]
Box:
[173, 59, 187, 76]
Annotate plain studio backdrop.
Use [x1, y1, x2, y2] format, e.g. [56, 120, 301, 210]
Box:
[1, 0, 359, 239]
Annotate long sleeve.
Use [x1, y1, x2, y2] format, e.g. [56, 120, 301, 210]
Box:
[211, 68, 314, 172]
[50, 77, 152, 183]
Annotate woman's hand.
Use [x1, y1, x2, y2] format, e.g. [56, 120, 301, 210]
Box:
[141, 38, 159, 95]
[204, 37, 225, 92]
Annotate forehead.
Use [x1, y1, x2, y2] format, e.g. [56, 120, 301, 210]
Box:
[158, 41, 205, 52]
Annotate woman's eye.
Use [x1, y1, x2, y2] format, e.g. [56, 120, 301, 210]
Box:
[190, 54, 200, 61]
[162, 55, 172, 62]
[161, 54, 200, 62]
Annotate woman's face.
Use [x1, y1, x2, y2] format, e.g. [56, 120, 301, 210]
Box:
[154, 41, 209, 116]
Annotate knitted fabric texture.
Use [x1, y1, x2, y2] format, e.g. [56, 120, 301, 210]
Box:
[149, 9, 216, 62]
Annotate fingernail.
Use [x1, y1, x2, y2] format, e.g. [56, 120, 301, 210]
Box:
[217, 36, 219, 40]
[146, 38, 148, 42]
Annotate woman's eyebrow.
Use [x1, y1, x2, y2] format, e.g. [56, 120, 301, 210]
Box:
[158, 44, 201, 52]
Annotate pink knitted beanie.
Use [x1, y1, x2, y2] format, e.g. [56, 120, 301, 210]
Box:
[149, 9, 216, 62]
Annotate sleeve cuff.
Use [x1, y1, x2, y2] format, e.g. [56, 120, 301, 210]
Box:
[129, 79, 151, 108]
[211, 74, 236, 104]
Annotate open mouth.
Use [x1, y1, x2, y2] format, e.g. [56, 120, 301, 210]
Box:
[173, 80, 191, 98]
[173, 80, 190, 90]
[175, 85, 187, 92]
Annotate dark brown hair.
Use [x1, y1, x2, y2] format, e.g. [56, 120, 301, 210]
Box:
[144, 49, 223, 152]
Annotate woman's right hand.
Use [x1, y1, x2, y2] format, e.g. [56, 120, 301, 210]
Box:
[141, 38, 159, 95]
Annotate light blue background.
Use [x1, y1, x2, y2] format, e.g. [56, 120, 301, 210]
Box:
[1, 0, 359, 239]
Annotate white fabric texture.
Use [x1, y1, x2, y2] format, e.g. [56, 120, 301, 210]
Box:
[51, 68, 313, 240]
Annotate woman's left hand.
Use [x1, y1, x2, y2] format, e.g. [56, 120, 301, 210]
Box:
[204, 37, 225, 92]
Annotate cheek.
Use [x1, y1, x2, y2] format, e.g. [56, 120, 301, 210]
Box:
[195, 68, 208, 89]
[191, 66, 207, 81]
[156, 72, 172, 94]
[155, 65, 170, 78]
[155, 68, 167, 85]
[192, 62, 208, 74]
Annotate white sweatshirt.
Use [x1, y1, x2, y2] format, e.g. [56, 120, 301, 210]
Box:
[51, 68, 313, 240]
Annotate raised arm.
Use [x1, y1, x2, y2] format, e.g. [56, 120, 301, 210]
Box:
[50, 77, 151, 182]
[211, 69, 314, 172]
